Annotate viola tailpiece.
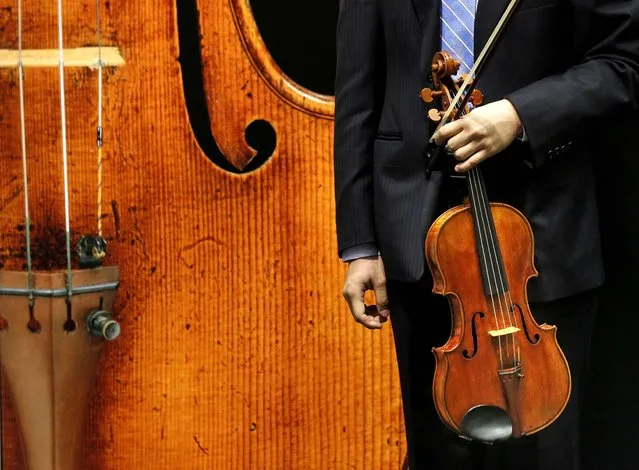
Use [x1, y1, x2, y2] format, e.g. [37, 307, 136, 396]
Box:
[422, 51, 572, 443]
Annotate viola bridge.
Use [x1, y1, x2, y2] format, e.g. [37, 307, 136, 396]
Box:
[487, 326, 521, 337]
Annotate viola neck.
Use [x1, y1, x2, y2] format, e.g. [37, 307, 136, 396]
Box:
[466, 167, 510, 297]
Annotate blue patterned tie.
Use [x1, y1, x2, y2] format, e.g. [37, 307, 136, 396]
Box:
[441, 0, 476, 76]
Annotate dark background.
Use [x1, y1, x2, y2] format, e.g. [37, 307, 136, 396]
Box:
[245, 1, 639, 467]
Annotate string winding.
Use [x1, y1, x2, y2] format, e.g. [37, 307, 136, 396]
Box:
[97, 0, 104, 236]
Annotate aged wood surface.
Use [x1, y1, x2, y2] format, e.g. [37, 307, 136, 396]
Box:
[0, 268, 120, 470]
[0, 1, 405, 468]
[426, 203, 570, 440]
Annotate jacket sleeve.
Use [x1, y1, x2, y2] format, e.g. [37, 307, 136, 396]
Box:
[333, 0, 384, 257]
[505, 0, 639, 168]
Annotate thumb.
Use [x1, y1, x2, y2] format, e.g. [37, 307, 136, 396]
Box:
[372, 273, 390, 318]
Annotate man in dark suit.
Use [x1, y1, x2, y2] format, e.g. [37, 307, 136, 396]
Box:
[333, 0, 639, 468]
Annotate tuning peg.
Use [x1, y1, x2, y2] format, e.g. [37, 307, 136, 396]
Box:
[421, 88, 443, 103]
[86, 309, 121, 341]
[77, 235, 107, 268]
[469, 89, 484, 106]
[428, 109, 444, 122]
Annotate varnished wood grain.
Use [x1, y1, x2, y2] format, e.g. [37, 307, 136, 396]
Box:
[0, 47, 124, 68]
[0, 1, 405, 469]
[425, 203, 571, 438]
[0, 268, 119, 470]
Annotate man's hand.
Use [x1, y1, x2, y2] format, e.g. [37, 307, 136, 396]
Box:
[342, 256, 390, 330]
[434, 99, 523, 173]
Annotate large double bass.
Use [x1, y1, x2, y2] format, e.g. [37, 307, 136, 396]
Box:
[0, 1, 406, 469]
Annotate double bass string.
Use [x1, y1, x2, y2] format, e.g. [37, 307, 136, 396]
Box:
[8, 0, 32, 464]
[17, 0, 34, 307]
[56, 0, 74, 300]
[96, 0, 104, 237]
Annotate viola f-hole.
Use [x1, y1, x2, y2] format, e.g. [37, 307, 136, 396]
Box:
[423, 48, 571, 444]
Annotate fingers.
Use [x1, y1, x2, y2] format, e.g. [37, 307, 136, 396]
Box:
[450, 139, 483, 162]
[434, 120, 463, 146]
[435, 100, 523, 170]
[342, 258, 390, 330]
[372, 272, 390, 320]
[455, 149, 489, 173]
[343, 277, 385, 330]
[433, 115, 494, 171]
[445, 125, 473, 155]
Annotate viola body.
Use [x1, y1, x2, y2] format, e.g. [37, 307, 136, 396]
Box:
[425, 201, 571, 440]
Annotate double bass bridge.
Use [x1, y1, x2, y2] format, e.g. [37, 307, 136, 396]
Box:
[0, 26, 126, 470]
[0, 47, 124, 69]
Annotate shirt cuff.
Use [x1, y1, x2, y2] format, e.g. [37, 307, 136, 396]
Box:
[517, 125, 528, 142]
[341, 243, 379, 262]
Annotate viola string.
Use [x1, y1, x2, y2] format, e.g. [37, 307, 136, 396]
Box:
[472, 165, 520, 363]
[57, 0, 73, 299]
[469, 166, 517, 364]
[466, 166, 506, 367]
[452, 90, 516, 365]
[452, 99, 511, 365]
[17, 0, 34, 306]
[96, 0, 103, 236]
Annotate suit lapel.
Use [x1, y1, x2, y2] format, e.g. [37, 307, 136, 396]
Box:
[410, 0, 435, 31]
[410, 0, 441, 77]
[474, 0, 510, 55]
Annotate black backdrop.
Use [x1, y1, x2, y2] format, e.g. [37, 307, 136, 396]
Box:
[248, 1, 639, 467]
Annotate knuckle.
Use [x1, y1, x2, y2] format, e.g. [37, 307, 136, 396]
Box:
[342, 284, 356, 299]
[373, 273, 386, 286]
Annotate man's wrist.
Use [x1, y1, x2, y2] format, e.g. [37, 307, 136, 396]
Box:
[341, 243, 379, 262]
[504, 98, 527, 142]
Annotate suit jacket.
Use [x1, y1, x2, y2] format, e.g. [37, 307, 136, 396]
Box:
[333, 0, 639, 302]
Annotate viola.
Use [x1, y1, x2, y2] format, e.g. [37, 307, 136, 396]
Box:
[420, 49, 571, 441]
